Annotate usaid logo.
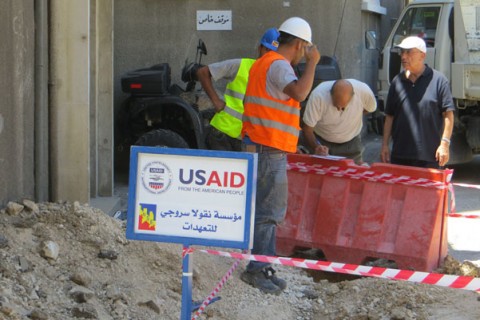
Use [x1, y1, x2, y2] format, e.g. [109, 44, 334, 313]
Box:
[141, 161, 172, 194]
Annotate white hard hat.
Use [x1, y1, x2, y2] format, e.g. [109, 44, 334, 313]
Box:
[278, 17, 312, 44]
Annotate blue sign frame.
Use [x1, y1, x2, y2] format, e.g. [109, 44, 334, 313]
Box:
[126, 146, 257, 250]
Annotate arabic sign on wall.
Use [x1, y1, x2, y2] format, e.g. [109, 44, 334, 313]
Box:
[197, 10, 232, 31]
[126, 146, 257, 250]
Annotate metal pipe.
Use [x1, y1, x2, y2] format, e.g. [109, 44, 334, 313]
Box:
[34, 0, 49, 201]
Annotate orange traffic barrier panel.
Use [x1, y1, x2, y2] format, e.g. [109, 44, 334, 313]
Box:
[276, 154, 451, 272]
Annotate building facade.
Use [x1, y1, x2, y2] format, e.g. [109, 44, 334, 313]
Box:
[0, 0, 404, 208]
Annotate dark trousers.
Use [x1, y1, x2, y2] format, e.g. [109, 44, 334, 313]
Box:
[206, 127, 242, 152]
[390, 156, 440, 169]
[315, 133, 364, 164]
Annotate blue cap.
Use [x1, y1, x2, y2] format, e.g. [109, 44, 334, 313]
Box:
[260, 28, 280, 51]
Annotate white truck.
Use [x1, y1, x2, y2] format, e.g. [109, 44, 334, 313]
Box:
[367, 0, 480, 164]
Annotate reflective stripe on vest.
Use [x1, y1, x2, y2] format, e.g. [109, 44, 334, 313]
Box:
[242, 51, 300, 153]
[210, 58, 255, 138]
[222, 105, 243, 120]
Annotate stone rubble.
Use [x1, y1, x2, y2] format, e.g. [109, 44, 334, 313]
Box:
[0, 200, 479, 319]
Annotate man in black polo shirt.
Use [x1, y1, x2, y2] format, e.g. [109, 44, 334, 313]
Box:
[381, 36, 455, 168]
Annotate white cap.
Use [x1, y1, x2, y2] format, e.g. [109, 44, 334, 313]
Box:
[278, 17, 312, 44]
[395, 36, 426, 53]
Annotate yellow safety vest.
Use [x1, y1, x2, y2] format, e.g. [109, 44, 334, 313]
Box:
[210, 58, 256, 138]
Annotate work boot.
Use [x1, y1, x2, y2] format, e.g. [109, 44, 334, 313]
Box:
[240, 270, 282, 295]
[263, 267, 287, 290]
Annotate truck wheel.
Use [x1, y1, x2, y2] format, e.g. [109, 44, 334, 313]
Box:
[135, 129, 189, 148]
[466, 116, 480, 150]
[448, 132, 473, 165]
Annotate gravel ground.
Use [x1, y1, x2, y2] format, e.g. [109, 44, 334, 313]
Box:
[1, 196, 479, 319]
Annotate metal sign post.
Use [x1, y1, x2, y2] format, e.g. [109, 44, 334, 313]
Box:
[180, 245, 193, 320]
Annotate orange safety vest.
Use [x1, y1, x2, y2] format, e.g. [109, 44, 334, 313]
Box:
[242, 51, 300, 153]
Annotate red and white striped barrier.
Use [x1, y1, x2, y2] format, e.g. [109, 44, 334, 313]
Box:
[448, 213, 480, 219]
[453, 182, 480, 190]
[448, 182, 480, 218]
[288, 162, 480, 219]
[287, 162, 452, 190]
[198, 249, 480, 293]
[191, 258, 242, 320]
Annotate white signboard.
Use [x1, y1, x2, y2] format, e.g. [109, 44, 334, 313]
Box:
[126, 147, 257, 250]
[197, 10, 232, 30]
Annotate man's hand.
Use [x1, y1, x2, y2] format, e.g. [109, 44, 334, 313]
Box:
[436, 142, 450, 166]
[314, 145, 329, 156]
[213, 99, 226, 113]
[380, 144, 390, 163]
[305, 44, 320, 65]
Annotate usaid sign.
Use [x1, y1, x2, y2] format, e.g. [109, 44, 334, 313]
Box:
[126, 146, 257, 250]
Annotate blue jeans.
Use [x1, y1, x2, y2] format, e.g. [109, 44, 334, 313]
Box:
[246, 151, 288, 273]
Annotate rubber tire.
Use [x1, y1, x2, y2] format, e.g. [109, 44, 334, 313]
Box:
[135, 129, 189, 148]
[466, 116, 480, 150]
[448, 132, 473, 165]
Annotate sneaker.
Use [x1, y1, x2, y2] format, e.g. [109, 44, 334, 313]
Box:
[240, 270, 282, 295]
[263, 267, 287, 290]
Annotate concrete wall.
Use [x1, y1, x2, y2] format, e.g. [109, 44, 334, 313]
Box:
[50, 1, 91, 203]
[91, 0, 115, 197]
[0, 1, 35, 206]
[50, 0, 115, 203]
[114, 1, 376, 104]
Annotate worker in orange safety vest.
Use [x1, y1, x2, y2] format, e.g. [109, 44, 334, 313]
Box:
[240, 17, 321, 295]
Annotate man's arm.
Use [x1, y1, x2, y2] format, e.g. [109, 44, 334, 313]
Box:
[196, 66, 226, 113]
[381, 114, 393, 163]
[362, 84, 377, 114]
[283, 45, 321, 102]
[302, 125, 328, 155]
[436, 110, 454, 166]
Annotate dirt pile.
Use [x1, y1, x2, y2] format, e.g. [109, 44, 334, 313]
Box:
[0, 200, 479, 320]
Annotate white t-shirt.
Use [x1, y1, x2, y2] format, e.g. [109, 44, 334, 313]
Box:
[266, 60, 298, 100]
[303, 79, 376, 143]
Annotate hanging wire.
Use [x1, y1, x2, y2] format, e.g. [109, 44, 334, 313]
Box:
[333, 0, 348, 57]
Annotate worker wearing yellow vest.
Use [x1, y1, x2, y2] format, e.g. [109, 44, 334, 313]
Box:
[196, 28, 280, 151]
[240, 17, 320, 295]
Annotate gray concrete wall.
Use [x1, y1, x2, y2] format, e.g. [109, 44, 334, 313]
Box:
[0, 1, 35, 206]
[90, 0, 115, 197]
[114, 1, 368, 104]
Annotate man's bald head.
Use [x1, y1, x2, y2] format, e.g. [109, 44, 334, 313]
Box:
[330, 80, 354, 110]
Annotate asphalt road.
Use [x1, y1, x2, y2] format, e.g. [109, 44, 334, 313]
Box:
[447, 156, 480, 265]
[363, 132, 480, 266]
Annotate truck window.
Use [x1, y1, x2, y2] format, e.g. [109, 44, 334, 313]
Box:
[392, 6, 441, 48]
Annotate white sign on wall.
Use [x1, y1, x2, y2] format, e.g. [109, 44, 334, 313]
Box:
[197, 10, 232, 31]
[126, 146, 257, 250]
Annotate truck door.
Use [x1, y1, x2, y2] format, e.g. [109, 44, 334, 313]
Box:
[387, 6, 441, 83]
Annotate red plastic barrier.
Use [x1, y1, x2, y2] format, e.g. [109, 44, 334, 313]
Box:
[276, 154, 450, 272]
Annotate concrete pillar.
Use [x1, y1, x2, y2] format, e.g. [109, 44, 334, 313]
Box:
[0, 1, 35, 206]
[50, 1, 90, 203]
[94, 0, 114, 197]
